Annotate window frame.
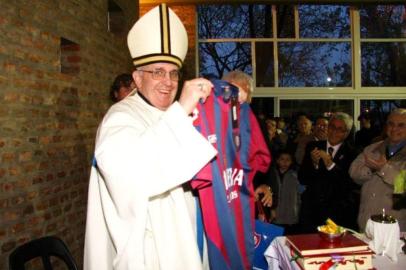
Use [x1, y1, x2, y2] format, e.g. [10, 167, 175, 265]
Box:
[196, 3, 406, 128]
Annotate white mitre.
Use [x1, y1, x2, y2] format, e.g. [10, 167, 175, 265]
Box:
[127, 3, 188, 68]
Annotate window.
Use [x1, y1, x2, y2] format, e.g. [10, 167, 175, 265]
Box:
[197, 3, 406, 119]
[199, 42, 252, 79]
[108, 0, 125, 35]
[360, 5, 406, 87]
[198, 5, 272, 39]
[251, 97, 274, 118]
[277, 42, 351, 87]
[279, 99, 354, 121]
[360, 99, 406, 128]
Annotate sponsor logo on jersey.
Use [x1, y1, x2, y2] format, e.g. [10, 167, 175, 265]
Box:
[207, 134, 217, 144]
[223, 167, 244, 202]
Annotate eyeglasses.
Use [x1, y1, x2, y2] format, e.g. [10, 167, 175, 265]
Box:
[328, 124, 347, 133]
[139, 69, 180, 81]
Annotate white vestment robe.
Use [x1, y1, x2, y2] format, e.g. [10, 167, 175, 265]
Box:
[84, 94, 216, 270]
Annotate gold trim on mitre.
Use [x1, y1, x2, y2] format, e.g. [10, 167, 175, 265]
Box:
[127, 3, 188, 68]
[133, 54, 183, 68]
[160, 4, 170, 55]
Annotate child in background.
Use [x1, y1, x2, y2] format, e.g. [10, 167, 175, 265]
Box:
[272, 150, 302, 234]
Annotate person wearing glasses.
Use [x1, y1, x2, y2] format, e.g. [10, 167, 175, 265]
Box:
[350, 108, 406, 232]
[84, 4, 216, 270]
[298, 112, 359, 233]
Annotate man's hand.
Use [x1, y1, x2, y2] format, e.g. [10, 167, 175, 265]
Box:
[254, 184, 273, 207]
[319, 149, 334, 168]
[364, 153, 387, 171]
[311, 147, 321, 168]
[178, 78, 213, 114]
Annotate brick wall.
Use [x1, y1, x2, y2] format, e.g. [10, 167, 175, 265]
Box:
[0, 0, 138, 269]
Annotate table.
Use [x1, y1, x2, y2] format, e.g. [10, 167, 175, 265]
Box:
[264, 236, 406, 270]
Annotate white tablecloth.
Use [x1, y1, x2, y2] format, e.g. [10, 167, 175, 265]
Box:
[264, 236, 406, 270]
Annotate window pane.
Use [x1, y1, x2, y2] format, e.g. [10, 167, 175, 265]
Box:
[251, 97, 274, 118]
[279, 42, 351, 87]
[276, 5, 295, 38]
[198, 42, 252, 79]
[299, 5, 350, 38]
[360, 5, 406, 38]
[280, 99, 354, 124]
[360, 99, 406, 128]
[255, 42, 275, 87]
[197, 5, 272, 39]
[361, 42, 406, 87]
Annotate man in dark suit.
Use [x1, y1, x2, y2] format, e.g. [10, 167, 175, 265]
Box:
[298, 112, 359, 233]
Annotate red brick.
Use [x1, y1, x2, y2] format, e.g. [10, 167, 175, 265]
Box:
[3, 92, 19, 102]
[0, 199, 8, 208]
[57, 171, 66, 178]
[2, 152, 15, 162]
[36, 201, 48, 211]
[11, 139, 22, 146]
[11, 223, 25, 233]
[26, 191, 39, 200]
[46, 174, 54, 181]
[11, 196, 25, 206]
[9, 167, 20, 176]
[67, 55, 81, 63]
[49, 197, 59, 206]
[19, 65, 33, 74]
[0, 229, 6, 239]
[39, 136, 51, 144]
[46, 223, 56, 232]
[32, 176, 44, 184]
[61, 44, 80, 51]
[28, 215, 44, 226]
[3, 210, 19, 221]
[16, 179, 31, 188]
[3, 62, 16, 72]
[19, 151, 32, 162]
[2, 182, 14, 192]
[21, 206, 33, 217]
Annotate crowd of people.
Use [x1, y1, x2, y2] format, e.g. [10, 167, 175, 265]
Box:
[254, 109, 406, 236]
[84, 3, 406, 270]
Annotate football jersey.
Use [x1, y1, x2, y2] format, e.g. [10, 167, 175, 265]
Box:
[191, 80, 271, 270]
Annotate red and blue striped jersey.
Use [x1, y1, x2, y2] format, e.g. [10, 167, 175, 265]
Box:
[191, 80, 271, 270]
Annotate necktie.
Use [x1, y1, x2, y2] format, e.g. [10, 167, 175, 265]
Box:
[328, 147, 334, 158]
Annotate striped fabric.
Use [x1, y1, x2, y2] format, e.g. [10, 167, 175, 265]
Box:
[192, 80, 271, 270]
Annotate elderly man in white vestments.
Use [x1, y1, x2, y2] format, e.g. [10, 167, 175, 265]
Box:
[84, 4, 217, 270]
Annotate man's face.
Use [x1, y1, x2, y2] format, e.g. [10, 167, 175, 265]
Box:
[238, 87, 248, 103]
[227, 81, 248, 103]
[327, 118, 348, 146]
[297, 118, 312, 135]
[266, 119, 277, 135]
[314, 118, 328, 140]
[386, 113, 406, 144]
[115, 81, 136, 102]
[133, 63, 179, 111]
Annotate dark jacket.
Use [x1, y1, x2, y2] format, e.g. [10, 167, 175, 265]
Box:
[298, 140, 359, 232]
